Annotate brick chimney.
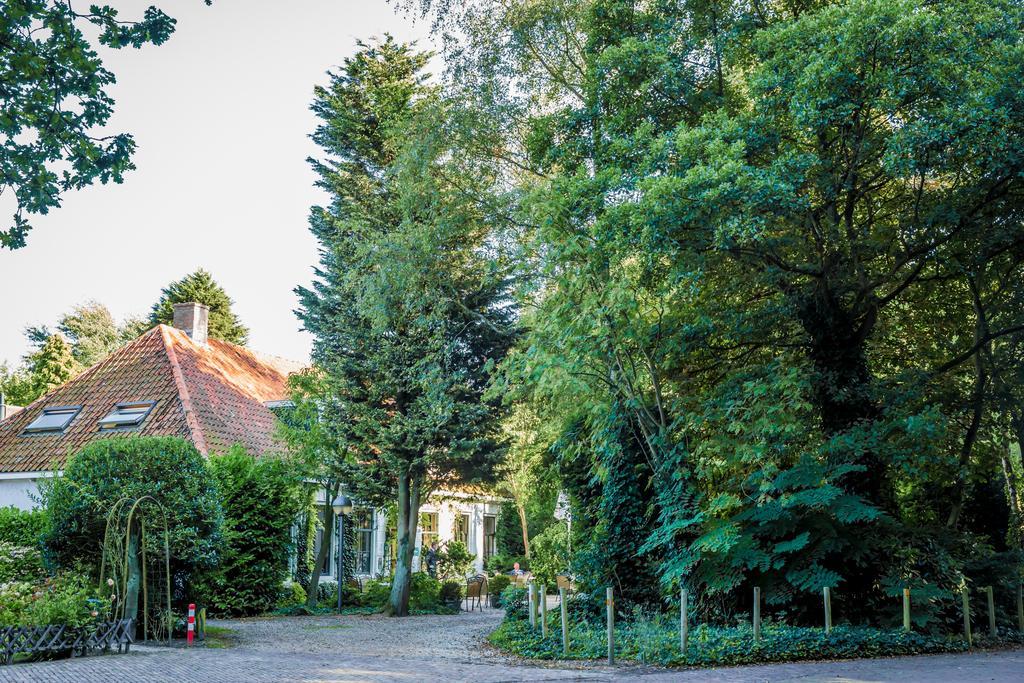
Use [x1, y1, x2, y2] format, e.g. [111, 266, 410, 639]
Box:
[172, 302, 209, 345]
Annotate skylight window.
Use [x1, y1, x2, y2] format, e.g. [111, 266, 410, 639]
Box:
[98, 402, 156, 431]
[22, 406, 81, 435]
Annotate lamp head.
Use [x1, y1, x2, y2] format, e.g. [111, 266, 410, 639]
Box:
[332, 494, 353, 515]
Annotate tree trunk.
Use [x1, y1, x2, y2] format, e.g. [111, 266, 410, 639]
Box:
[947, 346, 987, 528]
[797, 288, 886, 506]
[389, 471, 422, 617]
[517, 503, 531, 559]
[1002, 414, 1024, 550]
[124, 529, 141, 627]
[306, 485, 338, 610]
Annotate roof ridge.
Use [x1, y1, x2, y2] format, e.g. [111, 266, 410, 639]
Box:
[159, 326, 209, 456]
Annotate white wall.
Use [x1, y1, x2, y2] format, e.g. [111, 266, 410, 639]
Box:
[0, 477, 40, 510]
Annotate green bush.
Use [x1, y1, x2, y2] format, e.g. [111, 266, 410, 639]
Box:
[438, 540, 475, 581]
[0, 506, 47, 548]
[42, 437, 223, 601]
[529, 523, 569, 585]
[198, 448, 304, 616]
[489, 618, 982, 667]
[0, 570, 110, 628]
[0, 542, 45, 584]
[489, 574, 511, 595]
[440, 580, 463, 604]
[409, 572, 442, 611]
[360, 579, 392, 608]
[277, 581, 307, 610]
[502, 585, 529, 619]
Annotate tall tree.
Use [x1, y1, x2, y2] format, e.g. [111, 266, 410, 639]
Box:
[151, 269, 250, 345]
[27, 301, 142, 367]
[296, 37, 514, 616]
[27, 334, 76, 398]
[1, 1, 209, 249]
[0, 362, 35, 407]
[410, 0, 1024, 621]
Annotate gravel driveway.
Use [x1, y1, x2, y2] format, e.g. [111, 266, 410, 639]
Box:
[1, 607, 1022, 682]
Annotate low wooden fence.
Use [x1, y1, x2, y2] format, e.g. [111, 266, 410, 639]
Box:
[1, 619, 134, 665]
[525, 581, 1024, 664]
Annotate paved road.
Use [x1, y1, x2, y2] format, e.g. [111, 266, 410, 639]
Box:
[1, 608, 1021, 682]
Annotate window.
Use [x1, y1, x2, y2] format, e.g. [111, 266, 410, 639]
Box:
[22, 406, 81, 435]
[419, 511, 439, 551]
[455, 513, 470, 546]
[98, 401, 155, 430]
[483, 515, 497, 560]
[353, 508, 374, 575]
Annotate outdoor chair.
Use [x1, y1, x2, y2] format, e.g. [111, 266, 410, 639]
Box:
[556, 574, 573, 596]
[465, 575, 486, 612]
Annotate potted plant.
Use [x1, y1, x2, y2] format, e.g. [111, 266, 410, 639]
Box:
[488, 574, 511, 608]
[439, 581, 463, 611]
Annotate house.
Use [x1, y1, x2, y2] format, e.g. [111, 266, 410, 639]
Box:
[0, 302, 501, 576]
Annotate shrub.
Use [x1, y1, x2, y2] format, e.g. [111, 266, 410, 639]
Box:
[198, 448, 304, 616]
[438, 540, 475, 580]
[0, 542, 45, 584]
[489, 574, 511, 596]
[409, 572, 442, 611]
[0, 570, 110, 628]
[529, 523, 569, 585]
[489, 618, 980, 667]
[42, 437, 223, 602]
[360, 579, 392, 608]
[565, 590, 602, 624]
[277, 582, 307, 610]
[485, 553, 512, 573]
[440, 580, 463, 604]
[502, 585, 528, 620]
[0, 506, 47, 547]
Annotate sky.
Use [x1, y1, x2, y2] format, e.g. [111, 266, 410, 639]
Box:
[0, 0, 436, 366]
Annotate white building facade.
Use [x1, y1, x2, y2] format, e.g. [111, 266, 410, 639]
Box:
[309, 491, 502, 581]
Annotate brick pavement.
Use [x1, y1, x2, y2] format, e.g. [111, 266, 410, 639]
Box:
[1, 609, 1021, 682]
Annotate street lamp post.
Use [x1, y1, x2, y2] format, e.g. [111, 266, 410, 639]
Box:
[332, 494, 353, 614]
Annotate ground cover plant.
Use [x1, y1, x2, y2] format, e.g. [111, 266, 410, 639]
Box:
[489, 618, 981, 668]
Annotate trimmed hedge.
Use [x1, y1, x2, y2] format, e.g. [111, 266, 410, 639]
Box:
[197, 448, 304, 616]
[0, 507, 47, 548]
[489, 618, 985, 667]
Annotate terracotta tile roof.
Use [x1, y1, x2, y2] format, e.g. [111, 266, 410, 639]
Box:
[0, 325, 302, 473]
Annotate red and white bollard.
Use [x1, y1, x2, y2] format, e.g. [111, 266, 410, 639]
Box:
[187, 603, 196, 646]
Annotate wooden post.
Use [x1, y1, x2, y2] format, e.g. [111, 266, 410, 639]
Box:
[680, 587, 689, 655]
[1017, 583, 1023, 633]
[606, 587, 615, 665]
[540, 584, 548, 638]
[902, 588, 911, 632]
[753, 587, 761, 642]
[823, 587, 832, 634]
[986, 586, 997, 638]
[532, 581, 540, 630]
[559, 587, 569, 656]
[962, 584, 972, 647]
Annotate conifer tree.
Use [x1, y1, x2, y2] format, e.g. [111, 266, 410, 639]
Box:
[28, 334, 76, 398]
[151, 269, 250, 345]
[296, 37, 514, 616]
